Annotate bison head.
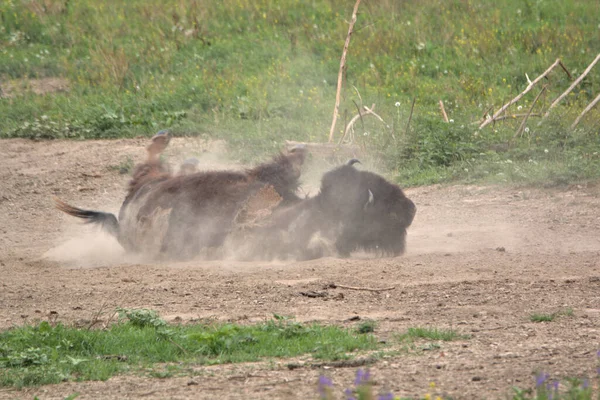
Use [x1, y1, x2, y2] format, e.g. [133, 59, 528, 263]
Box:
[316, 161, 416, 257]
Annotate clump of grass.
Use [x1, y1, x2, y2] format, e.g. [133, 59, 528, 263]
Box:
[108, 156, 134, 175]
[530, 313, 556, 323]
[529, 308, 575, 323]
[356, 320, 377, 334]
[397, 327, 464, 342]
[0, 310, 378, 388]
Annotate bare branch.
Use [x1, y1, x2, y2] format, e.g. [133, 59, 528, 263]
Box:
[540, 53, 600, 124]
[405, 97, 416, 136]
[328, 0, 362, 143]
[571, 91, 600, 129]
[327, 282, 395, 292]
[514, 85, 547, 138]
[438, 100, 449, 122]
[479, 58, 569, 129]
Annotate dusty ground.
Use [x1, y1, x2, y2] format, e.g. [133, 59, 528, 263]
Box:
[1, 138, 600, 399]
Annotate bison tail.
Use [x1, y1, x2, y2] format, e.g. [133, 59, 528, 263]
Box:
[54, 198, 120, 239]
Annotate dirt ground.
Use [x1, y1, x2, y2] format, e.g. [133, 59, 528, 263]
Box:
[1, 138, 600, 400]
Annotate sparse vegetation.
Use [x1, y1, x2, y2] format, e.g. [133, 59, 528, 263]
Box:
[1, 0, 600, 185]
[530, 313, 556, 322]
[396, 327, 465, 342]
[529, 308, 575, 322]
[0, 311, 378, 388]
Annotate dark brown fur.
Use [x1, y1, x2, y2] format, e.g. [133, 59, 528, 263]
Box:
[56, 146, 307, 260]
[247, 162, 416, 260]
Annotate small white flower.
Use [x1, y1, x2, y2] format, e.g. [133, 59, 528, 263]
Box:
[370, 63, 375, 69]
[41, 115, 49, 121]
[407, 21, 411, 26]
[449, 119, 454, 123]
[394, 102, 401, 107]
[464, 168, 469, 172]
[299, 90, 303, 94]
[544, 149, 549, 153]
[323, 79, 327, 84]
[524, 127, 530, 133]
[517, 105, 523, 110]
[416, 42, 425, 50]
[444, 70, 448, 74]
[363, 131, 369, 136]
[517, 9, 521, 14]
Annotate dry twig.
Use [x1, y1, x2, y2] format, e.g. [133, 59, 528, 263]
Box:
[86, 300, 108, 330]
[328, 0, 362, 143]
[438, 100, 449, 123]
[540, 53, 600, 124]
[327, 283, 395, 292]
[405, 97, 416, 136]
[571, 92, 600, 129]
[479, 58, 570, 129]
[514, 85, 547, 138]
[338, 104, 387, 145]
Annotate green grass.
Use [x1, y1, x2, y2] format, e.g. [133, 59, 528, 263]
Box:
[1, 0, 600, 185]
[396, 327, 465, 342]
[530, 313, 556, 322]
[529, 308, 574, 323]
[0, 310, 378, 388]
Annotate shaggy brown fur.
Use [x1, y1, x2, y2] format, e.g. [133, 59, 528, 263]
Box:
[56, 138, 307, 260]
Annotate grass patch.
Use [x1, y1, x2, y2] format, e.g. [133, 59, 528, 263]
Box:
[0, 310, 378, 388]
[2, 0, 600, 186]
[530, 313, 556, 323]
[397, 327, 465, 342]
[529, 308, 575, 323]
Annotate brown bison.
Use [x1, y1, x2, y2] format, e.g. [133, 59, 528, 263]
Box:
[241, 159, 416, 260]
[56, 132, 307, 260]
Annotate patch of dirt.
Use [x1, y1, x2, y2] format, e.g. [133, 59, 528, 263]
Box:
[2, 138, 600, 399]
[0, 77, 70, 98]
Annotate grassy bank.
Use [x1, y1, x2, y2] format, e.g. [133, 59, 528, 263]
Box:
[0, 310, 378, 388]
[1, 0, 600, 185]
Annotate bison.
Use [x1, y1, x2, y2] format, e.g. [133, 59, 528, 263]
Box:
[56, 132, 307, 260]
[240, 159, 416, 260]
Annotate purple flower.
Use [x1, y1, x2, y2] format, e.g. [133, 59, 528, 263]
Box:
[583, 379, 589, 389]
[378, 393, 395, 400]
[596, 349, 600, 358]
[354, 368, 372, 386]
[364, 369, 371, 383]
[318, 375, 333, 398]
[552, 380, 559, 391]
[344, 388, 356, 400]
[535, 372, 549, 387]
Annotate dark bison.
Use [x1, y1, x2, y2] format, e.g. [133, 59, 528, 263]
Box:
[242, 159, 416, 260]
[56, 132, 307, 260]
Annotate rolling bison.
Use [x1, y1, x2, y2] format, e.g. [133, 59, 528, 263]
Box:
[238, 159, 417, 260]
[56, 132, 307, 260]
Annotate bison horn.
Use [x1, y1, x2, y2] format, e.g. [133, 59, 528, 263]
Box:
[347, 158, 361, 166]
[363, 189, 374, 209]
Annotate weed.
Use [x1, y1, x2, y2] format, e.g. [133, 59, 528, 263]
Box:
[530, 313, 556, 323]
[108, 156, 134, 175]
[396, 327, 465, 342]
[529, 308, 575, 323]
[0, 312, 378, 388]
[357, 320, 377, 334]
